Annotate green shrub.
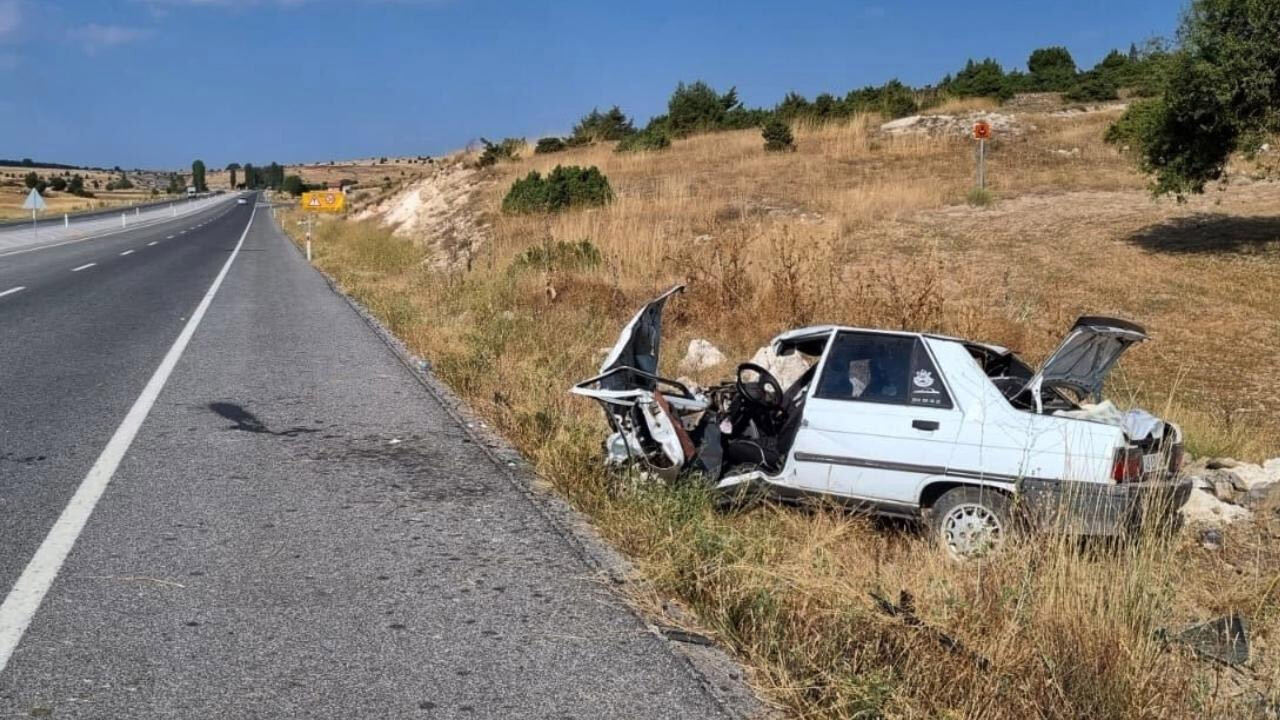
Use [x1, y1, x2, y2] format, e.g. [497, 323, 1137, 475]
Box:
[476, 137, 523, 168]
[666, 81, 750, 137]
[571, 106, 635, 143]
[966, 188, 995, 206]
[1064, 71, 1119, 102]
[1104, 98, 1164, 147]
[534, 137, 567, 154]
[283, 174, 307, 197]
[615, 128, 671, 153]
[1027, 46, 1078, 91]
[761, 118, 795, 152]
[940, 58, 1015, 100]
[511, 239, 602, 271]
[501, 165, 613, 214]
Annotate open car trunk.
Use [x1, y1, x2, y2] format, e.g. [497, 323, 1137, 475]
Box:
[1022, 316, 1148, 411]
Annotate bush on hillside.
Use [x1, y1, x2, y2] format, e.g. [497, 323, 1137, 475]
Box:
[1027, 46, 1078, 91]
[761, 119, 795, 152]
[614, 128, 671, 153]
[662, 81, 767, 136]
[940, 58, 1015, 100]
[476, 137, 523, 168]
[501, 165, 613, 214]
[1064, 71, 1119, 102]
[776, 80, 918, 123]
[511, 238, 602, 271]
[571, 106, 634, 144]
[534, 137, 567, 154]
[1104, 98, 1164, 147]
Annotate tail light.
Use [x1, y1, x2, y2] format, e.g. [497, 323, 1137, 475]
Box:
[1168, 444, 1185, 476]
[1111, 446, 1143, 483]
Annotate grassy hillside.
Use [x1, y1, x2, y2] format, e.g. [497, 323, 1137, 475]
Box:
[283, 109, 1280, 718]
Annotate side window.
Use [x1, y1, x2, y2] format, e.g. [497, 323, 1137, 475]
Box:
[908, 341, 953, 409]
[815, 332, 914, 404]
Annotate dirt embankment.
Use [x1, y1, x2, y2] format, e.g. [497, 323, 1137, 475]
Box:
[354, 158, 493, 270]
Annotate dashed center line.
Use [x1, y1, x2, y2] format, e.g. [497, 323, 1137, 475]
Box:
[148, 241, 158, 246]
[70, 263, 96, 272]
[0, 286, 25, 299]
[120, 250, 135, 256]
[166, 235, 174, 240]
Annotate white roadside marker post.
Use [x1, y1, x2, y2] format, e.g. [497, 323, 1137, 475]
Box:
[306, 213, 313, 261]
[64, 214, 68, 228]
[121, 213, 126, 228]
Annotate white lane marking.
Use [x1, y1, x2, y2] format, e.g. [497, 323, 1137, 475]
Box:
[166, 235, 174, 240]
[70, 263, 96, 272]
[148, 241, 158, 246]
[0, 286, 25, 298]
[120, 250, 134, 256]
[0, 203, 258, 674]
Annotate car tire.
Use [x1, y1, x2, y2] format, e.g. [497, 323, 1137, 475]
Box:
[929, 486, 1013, 559]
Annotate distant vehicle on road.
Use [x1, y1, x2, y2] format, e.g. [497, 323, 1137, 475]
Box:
[186, 186, 197, 199]
[237, 197, 248, 205]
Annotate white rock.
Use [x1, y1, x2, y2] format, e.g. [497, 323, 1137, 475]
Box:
[1264, 457, 1280, 480]
[1180, 487, 1252, 525]
[879, 112, 1022, 137]
[679, 339, 727, 373]
[748, 345, 812, 390]
[1227, 463, 1274, 492]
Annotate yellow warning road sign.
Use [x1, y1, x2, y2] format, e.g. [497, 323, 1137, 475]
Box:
[301, 191, 345, 213]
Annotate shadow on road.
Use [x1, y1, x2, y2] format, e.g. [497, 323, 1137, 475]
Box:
[208, 401, 318, 437]
[1129, 213, 1280, 254]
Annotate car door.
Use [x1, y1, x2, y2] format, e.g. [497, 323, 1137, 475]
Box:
[787, 331, 961, 507]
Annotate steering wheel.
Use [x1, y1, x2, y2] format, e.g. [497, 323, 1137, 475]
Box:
[735, 363, 784, 410]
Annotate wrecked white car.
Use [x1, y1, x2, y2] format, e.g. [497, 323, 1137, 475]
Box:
[572, 286, 1192, 557]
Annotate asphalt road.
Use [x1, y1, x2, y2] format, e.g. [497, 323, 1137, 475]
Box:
[0, 196, 734, 718]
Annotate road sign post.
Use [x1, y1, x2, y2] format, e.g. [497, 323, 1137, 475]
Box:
[22, 188, 46, 237]
[973, 121, 992, 190]
[299, 190, 346, 262]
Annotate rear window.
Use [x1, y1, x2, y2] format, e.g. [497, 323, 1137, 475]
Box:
[815, 332, 952, 408]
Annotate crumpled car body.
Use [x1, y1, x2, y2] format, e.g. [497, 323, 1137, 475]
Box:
[572, 286, 1192, 556]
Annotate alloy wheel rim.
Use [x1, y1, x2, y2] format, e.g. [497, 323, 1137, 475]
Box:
[942, 502, 1003, 557]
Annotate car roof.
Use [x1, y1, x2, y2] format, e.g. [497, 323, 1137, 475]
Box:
[771, 324, 1013, 358]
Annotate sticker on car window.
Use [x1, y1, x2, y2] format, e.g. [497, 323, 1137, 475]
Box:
[909, 343, 952, 408]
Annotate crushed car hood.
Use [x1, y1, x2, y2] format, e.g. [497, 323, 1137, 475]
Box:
[1026, 316, 1147, 400]
[596, 285, 683, 392]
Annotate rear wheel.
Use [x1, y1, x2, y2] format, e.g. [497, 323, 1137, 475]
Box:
[929, 486, 1012, 558]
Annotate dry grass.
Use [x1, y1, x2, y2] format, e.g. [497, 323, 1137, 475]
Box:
[921, 96, 1003, 114]
[283, 108, 1280, 718]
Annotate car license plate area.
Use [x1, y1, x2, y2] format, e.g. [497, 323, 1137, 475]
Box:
[1141, 453, 1160, 474]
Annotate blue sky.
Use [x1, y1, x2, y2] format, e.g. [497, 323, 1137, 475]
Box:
[0, 1, 1180, 170]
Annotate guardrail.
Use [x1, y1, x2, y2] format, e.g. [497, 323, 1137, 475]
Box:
[0, 192, 232, 231]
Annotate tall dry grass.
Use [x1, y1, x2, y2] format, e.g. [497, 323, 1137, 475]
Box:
[282, 109, 1280, 717]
